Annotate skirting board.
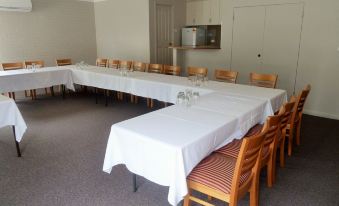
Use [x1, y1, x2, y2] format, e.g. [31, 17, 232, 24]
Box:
[304, 109, 339, 121]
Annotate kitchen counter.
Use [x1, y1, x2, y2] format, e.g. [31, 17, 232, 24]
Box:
[169, 45, 221, 66]
[169, 45, 221, 50]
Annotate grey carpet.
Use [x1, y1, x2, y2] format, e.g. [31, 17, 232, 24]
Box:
[0, 95, 338, 206]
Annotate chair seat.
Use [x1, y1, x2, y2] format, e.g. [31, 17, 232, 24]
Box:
[215, 124, 264, 158]
[188, 154, 250, 194]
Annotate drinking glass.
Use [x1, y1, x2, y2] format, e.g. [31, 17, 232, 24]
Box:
[176, 92, 185, 105]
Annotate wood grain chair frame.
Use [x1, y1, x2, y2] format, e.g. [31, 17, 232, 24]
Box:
[277, 100, 295, 167]
[286, 84, 311, 156]
[249, 72, 278, 88]
[147, 64, 164, 108]
[131, 61, 146, 72]
[148, 63, 163, 74]
[108, 60, 120, 69]
[163, 65, 181, 76]
[118, 60, 132, 69]
[184, 124, 267, 206]
[56, 59, 72, 66]
[24, 60, 52, 99]
[96, 58, 108, 67]
[187, 66, 208, 77]
[215, 69, 238, 84]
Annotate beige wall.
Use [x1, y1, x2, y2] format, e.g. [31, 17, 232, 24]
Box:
[181, 0, 339, 120]
[0, 0, 97, 66]
[94, 0, 150, 62]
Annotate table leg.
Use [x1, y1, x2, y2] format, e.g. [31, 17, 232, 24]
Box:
[105, 90, 109, 107]
[133, 174, 137, 192]
[12, 126, 21, 157]
[95, 88, 98, 104]
[62, 85, 66, 99]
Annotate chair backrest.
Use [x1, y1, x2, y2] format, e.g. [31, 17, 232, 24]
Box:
[119, 60, 132, 69]
[278, 100, 295, 131]
[1, 62, 24, 70]
[215, 69, 238, 83]
[132, 61, 146, 72]
[290, 84, 311, 125]
[24, 60, 44, 68]
[164, 65, 181, 76]
[230, 123, 267, 201]
[148, 64, 163, 74]
[249, 72, 278, 88]
[96, 58, 108, 67]
[187, 66, 208, 77]
[261, 115, 281, 162]
[108, 60, 120, 69]
[56, 59, 72, 66]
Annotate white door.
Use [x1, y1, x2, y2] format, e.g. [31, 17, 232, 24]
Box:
[231, 6, 266, 85]
[231, 4, 303, 95]
[262, 4, 303, 95]
[156, 4, 173, 65]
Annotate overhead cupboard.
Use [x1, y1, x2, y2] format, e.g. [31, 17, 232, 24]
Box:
[231, 3, 304, 96]
[186, 0, 221, 25]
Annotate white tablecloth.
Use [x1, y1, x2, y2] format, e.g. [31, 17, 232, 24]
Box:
[69, 66, 286, 112]
[0, 67, 75, 93]
[103, 91, 285, 205]
[0, 95, 27, 142]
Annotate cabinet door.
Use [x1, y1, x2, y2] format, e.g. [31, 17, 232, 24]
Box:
[231, 6, 266, 85]
[209, 0, 220, 25]
[262, 4, 303, 96]
[186, 1, 197, 25]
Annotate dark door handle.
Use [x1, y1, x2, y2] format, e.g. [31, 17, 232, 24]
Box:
[258, 54, 261, 58]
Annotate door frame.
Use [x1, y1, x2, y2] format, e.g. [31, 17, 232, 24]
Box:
[149, 0, 174, 64]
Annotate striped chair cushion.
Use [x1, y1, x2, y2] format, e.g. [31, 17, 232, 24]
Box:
[188, 154, 250, 194]
[215, 124, 264, 158]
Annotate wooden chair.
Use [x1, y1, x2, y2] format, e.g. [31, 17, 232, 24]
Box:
[96, 58, 108, 67]
[56, 59, 72, 66]
[215, 69, 238, 84]
[184, 124, 267, 206]
[1, 62, 25, 100]
[216, 114, 281, 188]
[187, 66, 208, 77]
[24, 60, 52, 99]
[148, 63, 163, 74]
[108, 60, 120, 69]
[118, 60, 132, 69]
[130, 62, 147, 103]
[131, 61, 146, 72]
[286, 84, 311, 156]
[147, 64, 163, 108]
[163, 65, 181, 76]
[277, 100, 295, 167]
[249, 72, 278, 88]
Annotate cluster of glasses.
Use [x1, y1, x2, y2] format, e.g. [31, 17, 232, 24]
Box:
[176, 89, 200, 107]
[27, 63, 40, 72]
[75, 61, 89, 69]
[119, 67, 132, 76]
[188, 74, 209, 87]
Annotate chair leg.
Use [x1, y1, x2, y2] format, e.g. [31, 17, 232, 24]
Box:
[183, 189, 192, 206]
[50, 87, 55, 96]
[134, 96, 138, 104]
[147, 98, 150, 107]
[267, 151, 276, 187]
[11, 92, 16, 100]
[287, 128, 294, 156]
[150, 99, 154, 108]
[280, 130, 286, 167]
[249, 174, 259, 206]
[296, 120, 301, 146]
[130, 95, 134, 103]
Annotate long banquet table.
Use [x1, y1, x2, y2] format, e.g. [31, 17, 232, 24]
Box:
[0, 95, 27, 156]
[0, 65, 287, 204]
